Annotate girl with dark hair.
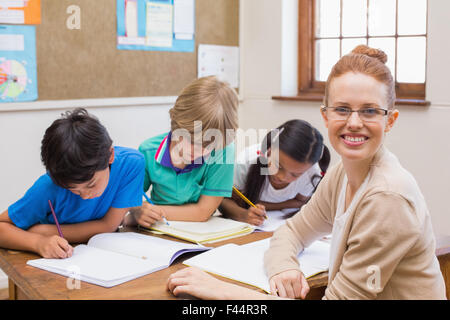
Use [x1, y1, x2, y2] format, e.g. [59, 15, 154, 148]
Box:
[220, 119, 330, 226]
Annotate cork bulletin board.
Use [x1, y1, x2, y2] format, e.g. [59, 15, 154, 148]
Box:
[35, 0, 239, 100]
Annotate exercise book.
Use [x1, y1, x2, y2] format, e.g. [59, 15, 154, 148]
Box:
[27, 232, 209, 288]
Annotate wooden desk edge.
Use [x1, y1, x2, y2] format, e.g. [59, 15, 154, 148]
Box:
[0, 250, 45, 300]
[0, 231, 329, 300]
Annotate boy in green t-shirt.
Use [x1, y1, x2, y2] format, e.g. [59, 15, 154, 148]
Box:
[125, 76, 238, 227]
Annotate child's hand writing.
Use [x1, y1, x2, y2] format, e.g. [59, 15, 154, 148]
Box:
[35, 234, 73, 259]
[245, 204, 266, 226]
[135, 202, 166, 228]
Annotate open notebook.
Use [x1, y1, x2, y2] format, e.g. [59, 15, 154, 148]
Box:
[141, 216, 255, 244]
[184, 238, 330, 293]
[255, 210, 291, 232]
[26, 232, 209, 288]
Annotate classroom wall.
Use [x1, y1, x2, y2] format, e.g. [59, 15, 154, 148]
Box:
[238, 0, 450, 238]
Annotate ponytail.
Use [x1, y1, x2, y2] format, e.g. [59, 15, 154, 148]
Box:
[241, 128, 278, 206]
[310, 145, 331, 191]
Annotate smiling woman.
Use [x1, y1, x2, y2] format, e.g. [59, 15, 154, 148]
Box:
[167, 45, 446, 300]
[264, 45, 443, 300]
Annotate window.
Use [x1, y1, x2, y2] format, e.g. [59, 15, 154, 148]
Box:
[277, 0, 429, 105]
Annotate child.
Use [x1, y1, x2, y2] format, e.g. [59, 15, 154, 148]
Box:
[125, 76, 238, 227]
[220, 119, 330, 226]
[0, 108, 145, 259]
[167, 45, 446, 300]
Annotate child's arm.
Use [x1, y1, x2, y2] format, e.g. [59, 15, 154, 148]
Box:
[156, 194, 222, 222]
[219, 198, 248, 221]
[0, 210, 73, 258]
[131, 195, 223, 226]
[28, 207, 129, 243]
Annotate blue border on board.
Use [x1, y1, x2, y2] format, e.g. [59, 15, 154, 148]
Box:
[116, 0, 195, 52]
[0, 25, 38, 103]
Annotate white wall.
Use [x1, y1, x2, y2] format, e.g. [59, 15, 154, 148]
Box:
[239, 0, 450, 238]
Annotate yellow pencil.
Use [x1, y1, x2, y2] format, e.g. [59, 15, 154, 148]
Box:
[232, 186, 268, 219]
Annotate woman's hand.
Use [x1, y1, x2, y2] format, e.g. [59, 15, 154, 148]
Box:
[269, 269, 310, 299]
[167, 267, 236, 300]
[133, 202, 166, 228]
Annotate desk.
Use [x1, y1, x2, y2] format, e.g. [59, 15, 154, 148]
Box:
[0, 230, 328, 300]
[436, 235, 450, 300]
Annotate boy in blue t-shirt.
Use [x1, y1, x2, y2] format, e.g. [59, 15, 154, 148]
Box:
[0, 108, 145, 259]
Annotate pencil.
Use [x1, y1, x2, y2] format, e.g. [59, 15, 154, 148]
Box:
[143, 192, 170, 226]
[48, 200, 64, 238]
[232, 186, 267, 219]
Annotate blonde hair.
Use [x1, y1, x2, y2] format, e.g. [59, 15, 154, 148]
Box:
[324, 45, 396, 109]
[169, 76, 239, 147]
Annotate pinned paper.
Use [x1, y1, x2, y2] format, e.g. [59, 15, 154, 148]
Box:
[198, 44, 239, 88]
[173, 0, 194, 40]
[146, 1, 173, 47]
[0, 0, 41, 24]
[125, 0, 138, 37]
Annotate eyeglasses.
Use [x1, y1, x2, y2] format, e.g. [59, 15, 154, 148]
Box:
[321, 106, 389, 123]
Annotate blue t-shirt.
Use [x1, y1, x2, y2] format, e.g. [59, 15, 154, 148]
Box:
[8, 146, 145, 230]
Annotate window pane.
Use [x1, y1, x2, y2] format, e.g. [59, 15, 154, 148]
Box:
[315, 39, 340, 81]
[342, 38, 366, 56]
[397, 37, 426, 83]
[342, 0, 367, 37]
[398, 0, 427, 35]
[316, 0, 340, 37]
[368, 0, 396, 36]
[368, 37, 396, 78]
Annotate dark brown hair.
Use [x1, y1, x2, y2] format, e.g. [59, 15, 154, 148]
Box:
[41, 108, 113, 188]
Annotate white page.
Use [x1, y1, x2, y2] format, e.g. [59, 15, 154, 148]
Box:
[125, 0, 138, 38]
[173, 0, 194, 36]
[174, 32, 193, 40]
[27, 232, 209, 287]
[0, 9, 24, 24]
[184, 238, 330, 293]
[0, 34, 24, 51]
[153, 216, 252, 236]
[146, 1, 173, 47]
[198, 44, 239, 88]
[256, 210, 289, 232]
[87, 232, 204, 266]
[0, 1, 25, 8]
[27, 245, 156, 287]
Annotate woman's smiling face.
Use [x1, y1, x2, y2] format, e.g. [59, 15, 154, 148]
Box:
[321, 72, 398, 163]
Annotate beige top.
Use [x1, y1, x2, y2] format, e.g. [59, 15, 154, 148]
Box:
[264, 146, 446, 300]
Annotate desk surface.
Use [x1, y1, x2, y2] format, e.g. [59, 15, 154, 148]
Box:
[0, 229, 328, 300]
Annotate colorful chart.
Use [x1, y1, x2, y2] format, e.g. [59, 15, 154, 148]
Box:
[0, 59, 29, 100]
